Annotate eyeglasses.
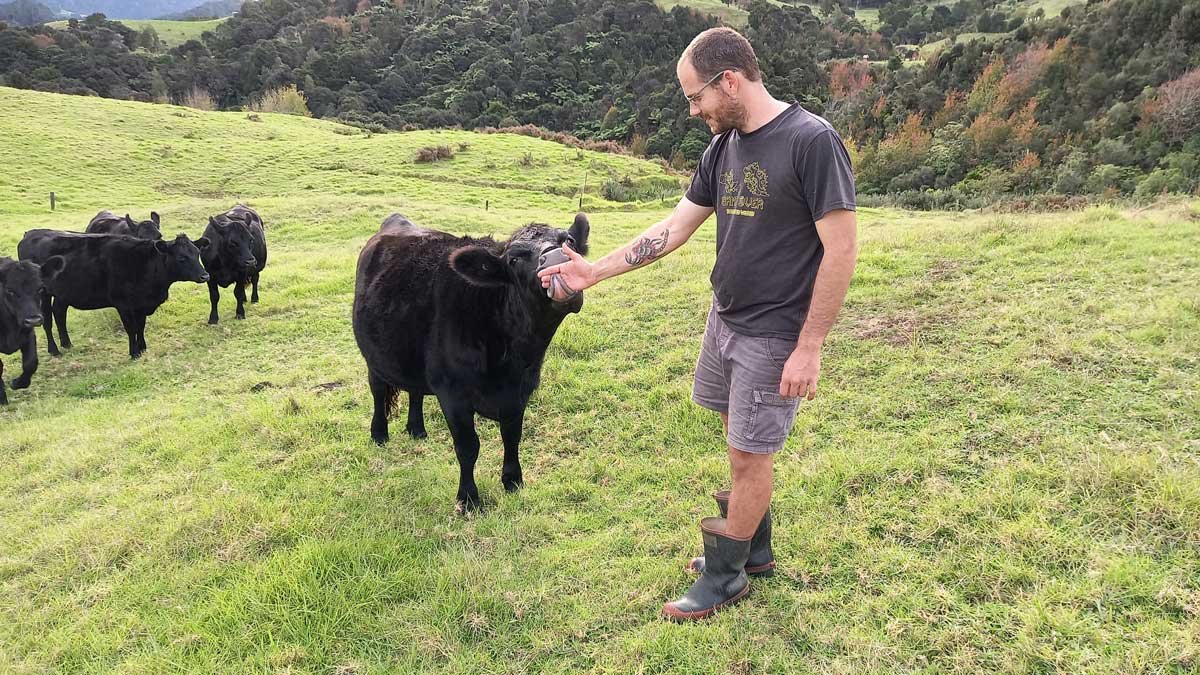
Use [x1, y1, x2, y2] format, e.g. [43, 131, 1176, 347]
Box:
[683, 70, 728, 105]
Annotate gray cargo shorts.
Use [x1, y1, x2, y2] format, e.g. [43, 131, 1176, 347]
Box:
[691, 304, 802, 454]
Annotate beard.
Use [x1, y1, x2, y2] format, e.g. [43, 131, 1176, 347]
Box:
[702, 93, 748, 134]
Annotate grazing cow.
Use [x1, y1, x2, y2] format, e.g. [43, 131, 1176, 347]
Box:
[201, 205, 267, 324]
[0, 256, 65, 404]
[353, 213, 590, 511]
[18, 231, 210, 359]
[85, 210, 163, 240]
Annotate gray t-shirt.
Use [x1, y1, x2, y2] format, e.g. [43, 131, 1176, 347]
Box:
[685, 103, 856, 339]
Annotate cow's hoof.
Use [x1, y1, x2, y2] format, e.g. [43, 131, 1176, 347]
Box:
[0, 397, 7, 406]
[251, 297, 259, 304]
[235, 313, 245, 320]
[130, 351, 143, 360]
[61, 341, 72, 349]
[208, 317, 219, 325]
[371, 433, 389, 446]
[48, 350, 61, 358]
[502, 476, 523, 493]
[455, 497, 482, 514]
[10, 378, 30, 390]
[406, 426, 427, 439]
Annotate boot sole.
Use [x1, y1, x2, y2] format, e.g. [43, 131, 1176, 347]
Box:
[661, 584, 750, 622]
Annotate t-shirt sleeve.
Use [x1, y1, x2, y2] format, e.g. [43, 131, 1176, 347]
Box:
[796, 129, 857, 221]
[684, 138, 720, 208]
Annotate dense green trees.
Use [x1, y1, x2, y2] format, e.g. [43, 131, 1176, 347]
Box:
[1, 0, 1198, 203]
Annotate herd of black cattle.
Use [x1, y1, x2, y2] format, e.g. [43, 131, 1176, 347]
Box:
[0, 205, 267, 404]
[3, 203, 593, 509]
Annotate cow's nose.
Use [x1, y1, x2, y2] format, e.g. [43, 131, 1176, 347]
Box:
[199, 273, 211, 282]
[24, 315, 43, 328]
[243, 258, 257, 267]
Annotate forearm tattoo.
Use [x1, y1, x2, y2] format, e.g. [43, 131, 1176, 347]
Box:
[624, 228, 669, 266]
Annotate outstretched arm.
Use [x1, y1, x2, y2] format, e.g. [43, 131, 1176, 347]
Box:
[538, 197, 714, 297]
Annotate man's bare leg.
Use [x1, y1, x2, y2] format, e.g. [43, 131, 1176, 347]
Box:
[718, 412, 774, 538]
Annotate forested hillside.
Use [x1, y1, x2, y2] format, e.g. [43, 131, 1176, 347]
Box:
[1, 0, 1197, 203]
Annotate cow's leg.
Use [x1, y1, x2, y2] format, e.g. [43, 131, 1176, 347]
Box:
[367, 371, 393, 445]
[0, 358, 7, 405]
[117, 309, 138, 358]
[11, 332, 38, 390]
[250, 271, 260, 303]
[135, 313, 148, 355]
[207, 280, 220, 324]
[499, 412, 525, 492]
[406, 392, 427, 439]
[41, 293, 60, 357]
[52, 297, 70, 350]
[233, 280, 247, 320]
[441, 398, 481, 511]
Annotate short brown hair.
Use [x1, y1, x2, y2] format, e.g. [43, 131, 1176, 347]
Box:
[680, 27, 762, 83]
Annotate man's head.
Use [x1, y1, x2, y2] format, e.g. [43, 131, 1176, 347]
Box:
[677, 27, 762, 134]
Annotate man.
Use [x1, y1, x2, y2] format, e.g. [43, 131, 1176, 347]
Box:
[538, 27, 858, 621]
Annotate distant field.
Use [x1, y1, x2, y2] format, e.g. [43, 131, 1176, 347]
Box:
[1, 87, 1198, 673]
[47, 18, 227, 47]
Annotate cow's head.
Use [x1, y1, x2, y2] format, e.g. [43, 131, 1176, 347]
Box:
[208, 216, 259, 272]
[0, 256, 64, 329]
[156, 234, 210, 283]
[125, 212, 163, 240]
[449, 214, 590, 314]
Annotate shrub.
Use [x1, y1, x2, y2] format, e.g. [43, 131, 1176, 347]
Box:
[1134, 169, 1194, 200]
[180, 86, 216, 111]
[250, 86, 311, 116]
[415, 145, 453, 162]
[1086, 164, 1138, 194]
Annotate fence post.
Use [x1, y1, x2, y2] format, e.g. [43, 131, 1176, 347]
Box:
[50, 192, 55, 211]
[485, 199, 489, 211]
[579, 170, 587, 211]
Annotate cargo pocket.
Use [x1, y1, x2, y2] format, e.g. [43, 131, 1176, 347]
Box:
[745, 389, 800, 444]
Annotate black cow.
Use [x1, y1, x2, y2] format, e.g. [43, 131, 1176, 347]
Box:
[200, 205, 267, 324]
[18, 231, 210, 359]
[0, 256, 65, 404]
[352, 213, 590, 511]
[85, 210, 163, 240]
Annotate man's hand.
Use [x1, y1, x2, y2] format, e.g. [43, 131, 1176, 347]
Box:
[780, 346, 820, 400]
[537, 244, 596, 301]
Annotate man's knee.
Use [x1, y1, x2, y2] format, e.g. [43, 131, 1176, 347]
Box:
[728, 444, 774, 474]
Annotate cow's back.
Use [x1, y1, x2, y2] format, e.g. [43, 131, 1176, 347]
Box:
[353, 223, 465, 392]
[19, 230, 152, 310]
[85, 210, 124, 235]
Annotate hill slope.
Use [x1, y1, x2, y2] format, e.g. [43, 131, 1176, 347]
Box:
[1, 88, 1198, 673]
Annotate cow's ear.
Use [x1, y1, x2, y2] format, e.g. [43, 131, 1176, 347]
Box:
[39, 256, 65, 282]
[125, 214, 136, 227]
[569, 213, 590, 256]
[449, 246, 510, 287]
[154, 240, 171, 253]
[194, 237, 211, 250]
[151, 211, 161, 225]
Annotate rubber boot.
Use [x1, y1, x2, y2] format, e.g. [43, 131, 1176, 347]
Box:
[686, 489, 775, 577]
[661, 517, 751, 622]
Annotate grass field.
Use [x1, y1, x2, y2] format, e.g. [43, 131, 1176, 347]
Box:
[1, 86, 1198, 673]
[47, 19, 228, 48]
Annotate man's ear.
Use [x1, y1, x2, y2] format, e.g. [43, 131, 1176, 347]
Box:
[449, 246, 511, 287]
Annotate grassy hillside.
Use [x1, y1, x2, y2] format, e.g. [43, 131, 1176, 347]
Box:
[47, 18, 228, 47]
[1, 87, 1198, 673]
